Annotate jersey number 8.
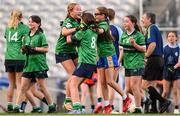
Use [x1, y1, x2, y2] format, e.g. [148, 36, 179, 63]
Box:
[91, 37, 96, 48]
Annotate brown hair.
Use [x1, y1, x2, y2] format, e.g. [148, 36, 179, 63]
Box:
[125, 15, 143, 34]
[66, 3, 79, 18]
[29, 15, 43, 33]
[82, 12, 95, 26]
[166, 31, 178, 38]
[107, 8, 115, 21]
[8, 9, 22, 29]
[96, 6, 114, 41]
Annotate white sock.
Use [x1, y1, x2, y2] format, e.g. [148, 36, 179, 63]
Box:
[122, 94, 127, 100]
[104, 101, 109, 107]
[143, 97, 147, 102]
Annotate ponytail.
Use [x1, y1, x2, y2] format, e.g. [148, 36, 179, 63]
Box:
[8, 9, 22, 29]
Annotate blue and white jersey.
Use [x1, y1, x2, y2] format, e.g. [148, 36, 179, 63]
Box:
[163, 44, 180, 66]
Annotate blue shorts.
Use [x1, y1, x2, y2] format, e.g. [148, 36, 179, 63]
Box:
[163, 67, 180, 81]
[73, 63, 96, 79]
[125, 68, 144, 77]
[97, 54, 119, 68]
[55, 53, 78, 63]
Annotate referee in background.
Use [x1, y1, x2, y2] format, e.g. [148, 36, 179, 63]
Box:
[141, 12, 171, 113]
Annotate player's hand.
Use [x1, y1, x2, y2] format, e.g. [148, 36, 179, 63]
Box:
[129, 38, 136, 46]
[76, 23, 87, 31]
[21, 45, 35, 54]
[168, 66, 176, 74]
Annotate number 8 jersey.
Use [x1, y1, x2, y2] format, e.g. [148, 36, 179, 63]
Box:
[4, 22, 29, 60]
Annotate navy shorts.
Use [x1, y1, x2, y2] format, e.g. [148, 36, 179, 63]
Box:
[5, 60, 25, 72]
[22, 70, 48, 82]
[97, 54, 119, 69]
[163, 67, 180, 81]
[73, 63, 96, 79]
[125, 68, 144, 77]
[55, 53, 78, 63]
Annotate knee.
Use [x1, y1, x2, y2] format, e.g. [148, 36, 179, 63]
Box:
[70, 77, 78, 88]
[106, 79, 114, 87]
[19, 85, 28, 93]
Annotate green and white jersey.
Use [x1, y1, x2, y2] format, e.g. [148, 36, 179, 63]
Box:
[75, 28, 98, 65]
[55, 17, 79, 54]
[4, 22, 29, 60]
[120, 30, 145, 69]
[23, 31, 49, 72]
[97, 21, 116, 57]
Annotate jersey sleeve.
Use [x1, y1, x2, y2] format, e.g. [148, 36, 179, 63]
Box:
[4, 27, 8, 39]
[41, 34, 48, 47]
[62, 18, 73, 29]
[146, 25, 157, 44]
[23, 26, 30, 35]
[74, 30, 83, 41]
[119, 32, 125, 45]
[137, 32, 145, 45]
[178, 45, 180, 62]
[98, 21, 108, 32]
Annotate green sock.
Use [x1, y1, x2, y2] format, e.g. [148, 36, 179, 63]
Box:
[73, 103, 81, 110]
[65, 98, 72, 103]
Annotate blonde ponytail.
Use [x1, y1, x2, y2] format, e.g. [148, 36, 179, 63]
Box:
[8, 9, 22, 29]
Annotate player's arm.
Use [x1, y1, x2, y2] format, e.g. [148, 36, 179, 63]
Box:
[61, 27, 76, 36]
[174, 50, 180, 69]
[129, 38, 146, 52]
[34, 47, 48, 53]
[97, 28, 105, 34]
[118, 46, 124, 66]
[145, 42, 156, 57]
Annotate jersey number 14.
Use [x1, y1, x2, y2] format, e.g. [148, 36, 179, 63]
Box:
[8, 31, 18, 42]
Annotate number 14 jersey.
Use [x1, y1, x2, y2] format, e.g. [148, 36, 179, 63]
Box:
[4, 22, 29, 60]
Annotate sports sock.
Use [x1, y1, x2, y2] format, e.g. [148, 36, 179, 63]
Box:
[148, 86, 166, 103]
[41, 97, 48, 105]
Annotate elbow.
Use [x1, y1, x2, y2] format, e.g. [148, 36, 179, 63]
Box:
[44, 48, 48, 53]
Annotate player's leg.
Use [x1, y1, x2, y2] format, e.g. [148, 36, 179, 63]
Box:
[80, 83, 88, 113]
[69, 75, 85, 113]
[61, 59, 76, 110]
[108, 67, 119, 110]
[130, 76, 142, 113]
[89, 85, 96, 112]
[172, 79, 180, 114]
[36, 78, 56, 113]
[31, 84, 48, 105]
[162, 79, 170, 98]
[14, 77, 31, 112]
[6, 72, 16, 112]
[94, 69, 103, 113]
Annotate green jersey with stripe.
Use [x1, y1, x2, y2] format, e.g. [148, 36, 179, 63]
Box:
[55, 17, 79, 54]
[97, 21, 116, 57]
[120, 30, 145, 69]
[23, 31, 49, 72]
[4, 22, 29, 60]
[74, 28, 98, 65]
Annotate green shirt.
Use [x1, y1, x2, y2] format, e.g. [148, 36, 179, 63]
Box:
[97, 21, 116, 57]
[75, 28, 98, 65]
[4, 22, 29, 60]
[23, 31, 49, 72]
[120, 30, 145, 69]
[55, 17, 79, 54]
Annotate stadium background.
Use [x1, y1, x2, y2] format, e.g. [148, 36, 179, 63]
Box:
[0, 0, 180, 113]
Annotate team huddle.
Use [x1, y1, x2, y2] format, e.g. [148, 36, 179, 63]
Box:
[3, 2, 180, 114]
